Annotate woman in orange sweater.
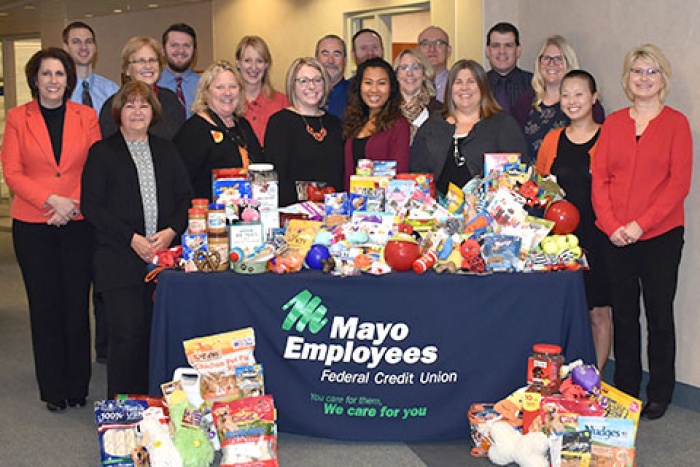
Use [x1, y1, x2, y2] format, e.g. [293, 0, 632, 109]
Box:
[536, 70, 611, 372]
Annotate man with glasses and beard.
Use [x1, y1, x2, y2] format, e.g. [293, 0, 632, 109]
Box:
[158, 23, 200, 118]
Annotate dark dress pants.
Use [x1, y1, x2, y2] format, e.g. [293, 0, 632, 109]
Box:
[102, 281, 154, 398]
[605, 227, 683, 403]
[12, 219, 93, 403]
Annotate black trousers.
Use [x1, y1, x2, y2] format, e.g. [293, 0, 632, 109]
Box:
[12, 220, 93, 403]
[605, 227, 683, 403]
[102, 282, 155, 398]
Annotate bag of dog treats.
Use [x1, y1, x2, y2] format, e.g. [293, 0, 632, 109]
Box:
[183, 327, 256, 404]
[212, 395, 278, 467]
[95, 399, 149, 467]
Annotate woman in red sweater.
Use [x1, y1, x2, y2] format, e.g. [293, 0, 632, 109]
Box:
[591, 44, 692, 420]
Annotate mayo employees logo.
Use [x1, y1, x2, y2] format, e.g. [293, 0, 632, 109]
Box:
[281, 289, 328, 334]
[280, 290, 439, 368]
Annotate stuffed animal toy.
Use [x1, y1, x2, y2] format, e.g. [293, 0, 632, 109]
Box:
[137, 407, 183, 467]
[169, 391, 215, 467]
[487, 421, 549, 467]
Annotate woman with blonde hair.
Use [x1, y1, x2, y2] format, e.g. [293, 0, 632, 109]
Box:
[592, 44, 691, 420]
[235, 35, 289, 144]
[99, 36, 185, 140]
[512, 35, 604, 162]
[393, 48, 443, 142]
[174, 60, 262, 200]
[264, 57, 344, 206]
[411, 59, 526, 194]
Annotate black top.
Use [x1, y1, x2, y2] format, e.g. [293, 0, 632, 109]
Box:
[81, 131, 192, 292]
[352, 137, 370, 168]
[551, 129, 609, 308]
[40, 103, 66, 164]
[264, 109, 344, 207]
[173, 113, 262, 200]
[99, 86, 186, 141]
[410, 111, 528, 195]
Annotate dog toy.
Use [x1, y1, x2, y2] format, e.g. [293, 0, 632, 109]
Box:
[169, 391, 215, 467]
[137, 407, 183, 467]
[487, 420, 549, 467]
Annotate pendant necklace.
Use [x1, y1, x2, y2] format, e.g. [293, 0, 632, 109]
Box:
[302, 115, 327, 142]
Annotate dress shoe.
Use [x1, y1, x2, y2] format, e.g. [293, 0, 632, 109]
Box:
[641, 401, 668, 420]
[46, 400, 67, 412]
[68, 398, 87, 408]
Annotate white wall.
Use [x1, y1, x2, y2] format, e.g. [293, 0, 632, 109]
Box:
[485, 0, 700, 388]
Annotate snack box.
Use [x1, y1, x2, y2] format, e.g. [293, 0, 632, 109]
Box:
[229, 222, 264, 262]
[577, 416, 636, 467]
[182, 233, 208, 262]
[371, 160, 397, 177]
[396, 173, 435, 198]
[484, 152, 521, 176]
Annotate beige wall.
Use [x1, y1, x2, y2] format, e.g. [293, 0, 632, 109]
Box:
[65, 3, 215, 85]
[485, 0, 700, 388]
[212, 0, 482, 90]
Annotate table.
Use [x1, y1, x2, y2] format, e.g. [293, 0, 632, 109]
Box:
[149, 269, 595, 442]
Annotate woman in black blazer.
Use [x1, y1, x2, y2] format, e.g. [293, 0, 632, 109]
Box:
[81, 81, 192, 397]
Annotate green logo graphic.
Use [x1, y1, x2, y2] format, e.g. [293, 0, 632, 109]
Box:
[282, 289, 329, 334]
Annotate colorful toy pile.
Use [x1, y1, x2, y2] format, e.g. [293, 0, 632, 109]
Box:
[170, 153, 588, 276]
[468, 346, 641, 467]
[94, 328, 279, 467]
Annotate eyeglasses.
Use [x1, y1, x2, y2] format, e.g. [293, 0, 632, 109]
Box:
[630, 67, 660, 77]
[295, 77, 324, 87]
[397, 64, 421, 73]
[539, 54, 565, 65]
[129, 58, 159, 66]
[419, 39, 448, 49]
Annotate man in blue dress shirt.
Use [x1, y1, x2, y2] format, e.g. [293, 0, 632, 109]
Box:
[62, 22, 119, 115]
[158, 23, 200, 118]
[315, 34, 349, 120]
[485, 22, 534, 113]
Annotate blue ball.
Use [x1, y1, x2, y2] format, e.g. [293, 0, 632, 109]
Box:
[305, 244, 331, 270]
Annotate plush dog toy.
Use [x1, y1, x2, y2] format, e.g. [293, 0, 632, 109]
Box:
[137, 407, 183, 467]
[487, 420, 549, 467]
[169, 391, 215, 467]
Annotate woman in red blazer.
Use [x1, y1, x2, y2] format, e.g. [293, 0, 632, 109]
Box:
[0, 48, 101, 411]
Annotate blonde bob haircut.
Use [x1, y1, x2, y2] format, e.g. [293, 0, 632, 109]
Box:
[121, 36, 164, 79]
[393, 48, 436, 98]
[191, 60, 247, 117]
[235, 35, 276, 100]
[443, 59, 501, 121]
[285, 57, 331, 110]
[621, 44, 671, 102]
[531, 35, 579, 112]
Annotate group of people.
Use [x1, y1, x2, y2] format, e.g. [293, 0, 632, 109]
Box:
[0, 19, 690, 423]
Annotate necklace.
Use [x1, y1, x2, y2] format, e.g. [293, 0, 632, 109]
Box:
[301, 115, 327, 142]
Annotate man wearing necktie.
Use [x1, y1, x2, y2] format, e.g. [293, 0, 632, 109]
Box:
[485, 22, 533, 114]
[158, 23, 200, 118]
[63, 21, 119, 114]
[62, 21, 119, 365]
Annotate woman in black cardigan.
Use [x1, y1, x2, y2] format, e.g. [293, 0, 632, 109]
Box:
[82, 82, 192, 397]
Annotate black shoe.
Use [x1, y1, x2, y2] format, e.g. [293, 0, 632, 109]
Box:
[46, 400, 67, 412]
[96, 356, 107, 364]
[641, 401, 669, 420]
[68, 398, 87, 408]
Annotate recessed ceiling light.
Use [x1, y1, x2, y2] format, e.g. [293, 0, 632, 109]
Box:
[25, 5, 36, 10]
[114, 9, 122, 13]
[85, 14, 93, 18]
[0, 12, 8, 17]
[148, 3, 159, 8]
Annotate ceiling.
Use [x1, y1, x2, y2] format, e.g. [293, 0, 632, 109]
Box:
[0, 0, 208, 20]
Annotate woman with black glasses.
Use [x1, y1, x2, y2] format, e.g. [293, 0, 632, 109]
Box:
[174, 60, 263, 200]
[410, 59, 526, 195]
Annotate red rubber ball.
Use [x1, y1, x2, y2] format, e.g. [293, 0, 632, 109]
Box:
[545, 200, 580, 235]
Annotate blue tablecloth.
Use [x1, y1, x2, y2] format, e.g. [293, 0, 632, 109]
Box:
[149, 269, 595, 441]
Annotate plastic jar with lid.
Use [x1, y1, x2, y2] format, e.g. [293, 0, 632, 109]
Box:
[526, 343, 565, 395]
[207, 203, 227, 234]
[191, 198, 209, 210]
[188, 208, 207, 234]
[207, 232, 230, 271]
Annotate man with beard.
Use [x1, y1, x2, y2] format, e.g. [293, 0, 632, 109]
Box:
[62, 21, 119, 114]
[158, 23, 200, 117]
[315, 34, 350, 119]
